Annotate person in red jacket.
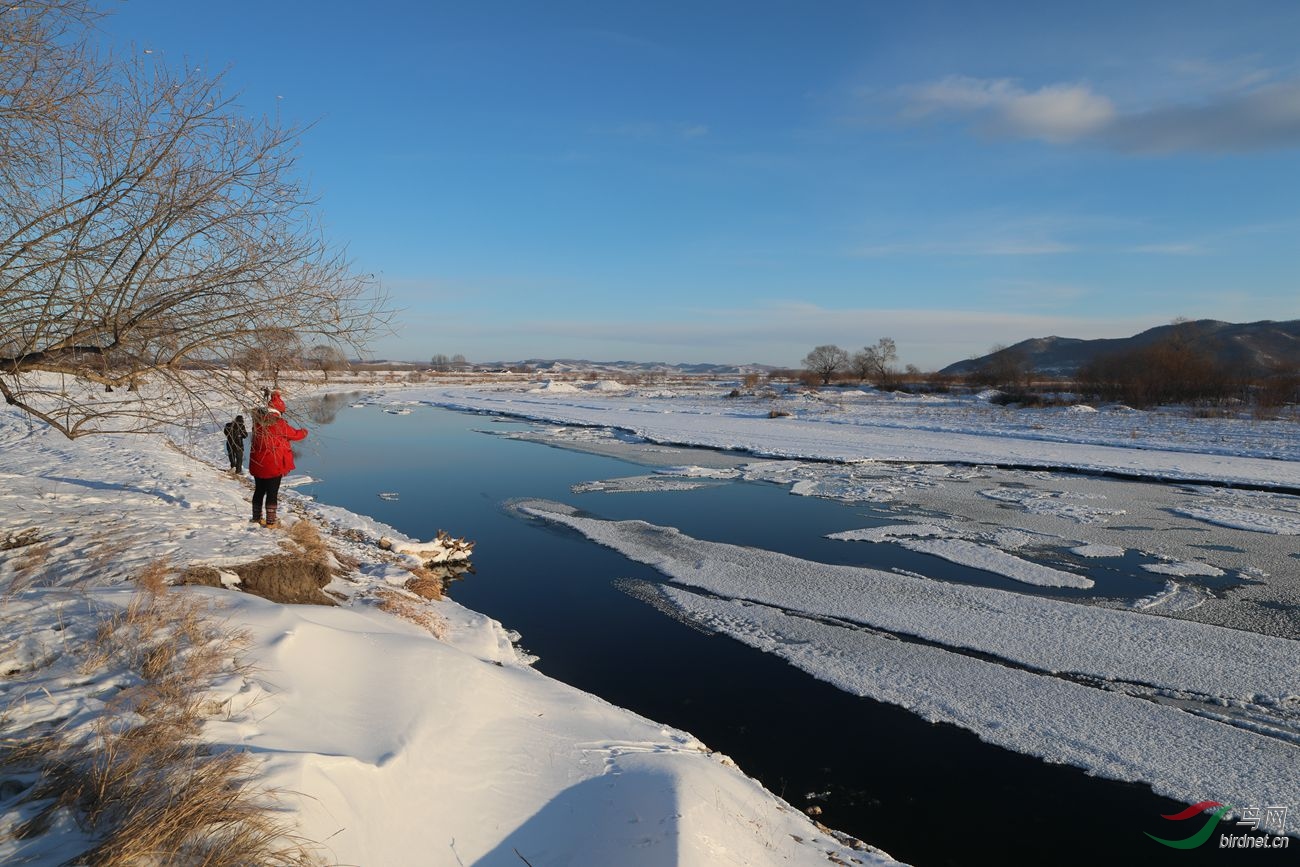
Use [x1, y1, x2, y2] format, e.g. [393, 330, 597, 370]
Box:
[248, 391, 308, 528]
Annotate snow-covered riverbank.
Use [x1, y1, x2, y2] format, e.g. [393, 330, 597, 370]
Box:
[0, 393, 888, 866]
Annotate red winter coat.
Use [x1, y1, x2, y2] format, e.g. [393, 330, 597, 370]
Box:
[248, 399, 308, 479]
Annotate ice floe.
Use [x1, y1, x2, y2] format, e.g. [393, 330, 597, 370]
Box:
[829, 522, 1091, 588]
[644, 583, 1295, 813]
[891, 538, 1094, 589]
[1172, 504, 1300, 535]
[980, 486, 1125, 524]
[1131, 581, 1210, 612]
[827, 524, 957, 543]
[511, 501, 1300, 811]
[1071, 543, 1125, 558]
[513, 500, 1300, 704]
[572, 475, 723, 494]
[1142, 559, 1227, 577]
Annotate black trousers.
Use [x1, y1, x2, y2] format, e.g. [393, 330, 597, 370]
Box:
[226, 442, 244, 470]
[252, 475, 282, 519]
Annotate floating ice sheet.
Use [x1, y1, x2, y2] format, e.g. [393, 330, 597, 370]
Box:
[514, 500, 1300, 704]
[645, 583, 1297, 812]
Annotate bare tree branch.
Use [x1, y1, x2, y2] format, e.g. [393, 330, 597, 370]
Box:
[1, 2, 390, 438]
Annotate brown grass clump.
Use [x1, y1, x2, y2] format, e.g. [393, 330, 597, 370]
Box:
[0, 527, 42, 551]
[185, 518, 346, 606]
[373, 588, 445, 638]
[403, 565, 444, 601]
[284, 519, 332, 564]
[134, 557, 173, 595]
[3, 565, 319, 865]
[183, 555, 335, 606]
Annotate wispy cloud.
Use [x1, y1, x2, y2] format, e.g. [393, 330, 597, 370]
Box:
[903, 76, 1115, 143]
[1104, 81, 1300, 152]
[895, 73, 1300, 153]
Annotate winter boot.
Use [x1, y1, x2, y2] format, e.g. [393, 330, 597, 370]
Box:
[263, 504, 279, 528]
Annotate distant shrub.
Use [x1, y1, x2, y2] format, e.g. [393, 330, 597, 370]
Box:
[1075, 323, 1247, 408]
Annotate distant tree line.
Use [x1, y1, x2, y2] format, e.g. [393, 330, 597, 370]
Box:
[1073, 322, 1283, 408]
[791, 323, 1299, 415]
[801, 339, 904, 387]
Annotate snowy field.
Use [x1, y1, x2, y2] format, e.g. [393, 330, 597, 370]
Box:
[0, 383, 888, 866]
[366, 378, 1300, 831]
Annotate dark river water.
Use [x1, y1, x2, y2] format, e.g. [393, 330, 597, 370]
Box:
[292, 399, 1266, 866]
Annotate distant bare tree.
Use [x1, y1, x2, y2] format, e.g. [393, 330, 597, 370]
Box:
[429, 353, 450, 372]
[851, 337, 899, 387]
[0, 3, 387, 437]
[802, 345, 850, 386]
[306, 343, 350, 381]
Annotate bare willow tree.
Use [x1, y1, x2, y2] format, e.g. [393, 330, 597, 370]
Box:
[0, 2, 387, 437]
[802, 344, 849, 386]
[305, 342, 349, 381]
[851, 337, 898, 387]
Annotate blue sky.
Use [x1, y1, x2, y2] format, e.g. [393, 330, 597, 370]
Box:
[103, 1, 1300, 368]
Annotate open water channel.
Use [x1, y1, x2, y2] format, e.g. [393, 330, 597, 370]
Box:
[292, 398, 1270, 866]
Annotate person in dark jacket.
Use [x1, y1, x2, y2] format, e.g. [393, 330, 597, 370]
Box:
[248, 392, 308, 528]
[223, 415, 248, 472]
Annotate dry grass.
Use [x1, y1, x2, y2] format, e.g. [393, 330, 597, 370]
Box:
[3, 566, 319, 865]
[373, 588, 446, 638]
[4, 540, 53, 596]
[0, 528, 42, 552]
[403, 565, 444, 601]
[184, 518, 349, 607]
[183, 555, 335, 606]
[283, 519, 332, 564]
[87, 529, 133, 564]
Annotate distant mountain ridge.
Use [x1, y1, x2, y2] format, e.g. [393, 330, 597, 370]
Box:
[941, 319, 1300, 377]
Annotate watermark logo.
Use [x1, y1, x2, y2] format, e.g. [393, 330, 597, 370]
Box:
[1146, 801, 1291, 850]
[1146, 801, 1234, 849]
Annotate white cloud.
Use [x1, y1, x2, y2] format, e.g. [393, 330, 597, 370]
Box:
[903, 76, 1114, 143]
[897, 74, 1300, 152]
[996, 83, 1116, 142]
